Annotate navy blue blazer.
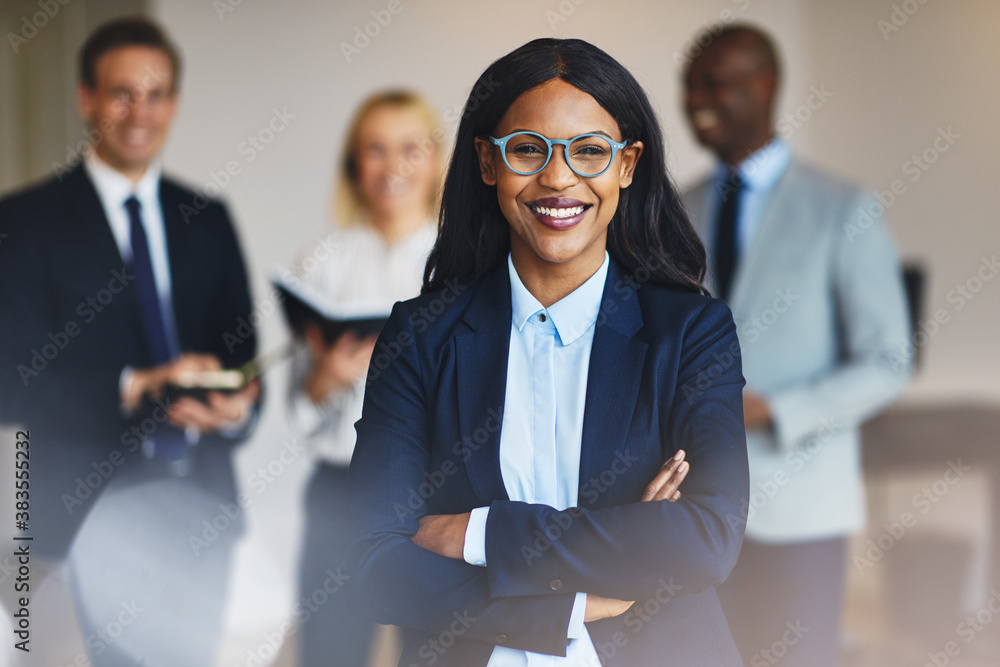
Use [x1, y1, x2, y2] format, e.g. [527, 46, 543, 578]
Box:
[346, 258, 748, 666]
[0, 165, 257, 557]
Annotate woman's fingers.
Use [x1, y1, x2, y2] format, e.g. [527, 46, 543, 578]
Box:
[641, 450, 689, 502]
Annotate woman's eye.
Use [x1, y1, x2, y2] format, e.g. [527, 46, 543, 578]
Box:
[575, 145, 608, 156]
[512, 144, 544, 155]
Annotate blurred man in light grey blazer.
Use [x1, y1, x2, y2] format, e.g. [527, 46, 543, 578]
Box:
[680, 24, 912, 667]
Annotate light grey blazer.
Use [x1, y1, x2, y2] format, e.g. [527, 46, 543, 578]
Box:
[682, 157, 912, 542]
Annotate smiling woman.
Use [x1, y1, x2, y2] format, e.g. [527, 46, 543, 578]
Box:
[346, 38, 749, 667]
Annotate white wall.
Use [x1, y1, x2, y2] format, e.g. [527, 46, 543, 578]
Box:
[144, 0, 1000, 647]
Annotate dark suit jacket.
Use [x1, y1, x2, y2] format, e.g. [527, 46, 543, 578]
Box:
[0, 164, 258, 557]
[346, 259, 749, 666]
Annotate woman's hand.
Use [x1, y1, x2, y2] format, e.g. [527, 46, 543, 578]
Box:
[585, 594, 634, 622]
[589, 451, 691, 620]
[641, 449, 690, 502]
[412, 454, 690, 618]
[303, 326, 377, 403]
[413, 512, 471, 560]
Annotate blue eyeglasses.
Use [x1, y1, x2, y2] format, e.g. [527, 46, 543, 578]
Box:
[489, 131, 630, 177]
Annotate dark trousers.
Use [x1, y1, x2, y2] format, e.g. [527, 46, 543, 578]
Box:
[298, 463, 376, 667]
[718, 537, 847, 667]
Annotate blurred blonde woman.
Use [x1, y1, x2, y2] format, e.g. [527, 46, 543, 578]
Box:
[286, 90, 442, 666]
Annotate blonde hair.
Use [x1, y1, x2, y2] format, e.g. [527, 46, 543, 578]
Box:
[333, 90, 443, 226]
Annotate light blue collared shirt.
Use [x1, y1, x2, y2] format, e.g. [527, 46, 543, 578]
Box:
[702, 137, 792, 259]
[464, 252, 610, 666]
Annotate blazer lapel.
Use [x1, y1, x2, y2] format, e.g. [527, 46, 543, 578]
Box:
[578, 260, 648, 506]
[728, 161, 797, 320]
[67, 165, 130, 273]
[456, 265, 512, 504]
[158, 181, 192, 346]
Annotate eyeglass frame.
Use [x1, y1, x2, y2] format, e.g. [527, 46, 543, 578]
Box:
[487, 131, 631, 178]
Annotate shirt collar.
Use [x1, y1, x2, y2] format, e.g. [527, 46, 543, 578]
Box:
[84, 151, 162, 208]
[713, 137, 791, 193]
[507, 251, 609, 346]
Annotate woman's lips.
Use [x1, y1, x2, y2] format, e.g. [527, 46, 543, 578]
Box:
[527, 198, 592, 231]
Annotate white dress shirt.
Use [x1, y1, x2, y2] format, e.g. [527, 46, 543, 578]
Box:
[701, 137, 792, 260]
[287, 222, 436, 465]
[463, 253, 610, 666]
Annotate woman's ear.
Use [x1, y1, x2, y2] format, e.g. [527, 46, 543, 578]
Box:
[619, 141, 644, 189]
[473, 137, 497, 186]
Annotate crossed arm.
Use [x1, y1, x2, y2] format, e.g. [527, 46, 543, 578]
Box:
[344, 300, 748, 655]
[412, 450, 693, 622]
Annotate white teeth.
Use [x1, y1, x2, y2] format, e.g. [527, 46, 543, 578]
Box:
[692, 109, 718, 130]
[533, 205, 586, 219]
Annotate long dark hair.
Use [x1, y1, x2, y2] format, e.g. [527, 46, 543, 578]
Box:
[423, 38, 707, 295]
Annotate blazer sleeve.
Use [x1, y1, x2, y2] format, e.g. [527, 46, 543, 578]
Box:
[345, 302, 578, 657]
[766, 191, 912, 451]
[482, 300, 749, 603]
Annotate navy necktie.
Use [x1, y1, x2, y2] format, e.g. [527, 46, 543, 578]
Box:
[714, 171, 744, 301]
[125, 196, 187, 467]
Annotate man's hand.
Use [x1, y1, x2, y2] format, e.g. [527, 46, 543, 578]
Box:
[122, 352, 222, 412]
[167, 380, 260, 433]
[743, 390, 773, 430]
[412, 512, 471, 560]
[303, 326, 378, 403]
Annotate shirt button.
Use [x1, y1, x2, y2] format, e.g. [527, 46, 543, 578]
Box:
[549, 578, 563, 591]
[495, 632, 508, 644]
[539, 313, 547, 322]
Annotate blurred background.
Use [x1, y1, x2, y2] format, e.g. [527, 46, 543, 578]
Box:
[1, 0, 998, 665]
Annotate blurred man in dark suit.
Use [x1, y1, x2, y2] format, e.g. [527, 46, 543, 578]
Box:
[0, 16, 259, 665]
[680, 24, 911, 667]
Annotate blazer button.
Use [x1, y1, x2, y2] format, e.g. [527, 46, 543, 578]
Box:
[549, 578, 563, 591]
[495, 632, 508, 644]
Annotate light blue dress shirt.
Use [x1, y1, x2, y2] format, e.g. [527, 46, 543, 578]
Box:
[463, 252, 610, 666]
[701, 137, 792, 260]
